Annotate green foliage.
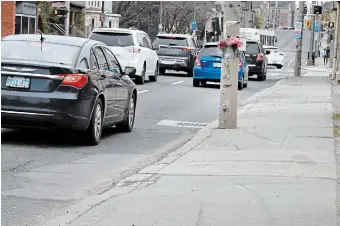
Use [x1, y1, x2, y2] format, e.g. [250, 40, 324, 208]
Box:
[255, 15, 265, 29]
[38, 1, 53, 33]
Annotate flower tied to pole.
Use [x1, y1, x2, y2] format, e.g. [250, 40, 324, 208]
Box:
[217, 36, 243, 53]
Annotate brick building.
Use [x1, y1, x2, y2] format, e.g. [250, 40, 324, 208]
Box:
[1, 1, 37, 38]
[1, 1, 16, 37]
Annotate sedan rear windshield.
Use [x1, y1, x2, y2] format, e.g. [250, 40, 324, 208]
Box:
[1, 41, 80, 66]
[246, 42, 260, 55]
[89, 32, 134, 47]
[199, 45, 223, 57]
[154, 36, 188, 46]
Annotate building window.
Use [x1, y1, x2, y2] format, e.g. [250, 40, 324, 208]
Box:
[91, 18, 95, 30]
[109, 21, 112, 28]
[98, 1, 100, 7]
[15, 15, 36, 34]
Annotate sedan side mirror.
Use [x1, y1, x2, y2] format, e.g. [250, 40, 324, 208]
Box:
[124, 66, 136, 77]
[265, 50, 270, 55]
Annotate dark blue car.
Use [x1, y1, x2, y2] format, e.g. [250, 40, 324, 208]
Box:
[193, 42, 249, 90]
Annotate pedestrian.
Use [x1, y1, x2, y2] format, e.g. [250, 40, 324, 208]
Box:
[326, 46, 331, 65]
[324, 47, 330, 65]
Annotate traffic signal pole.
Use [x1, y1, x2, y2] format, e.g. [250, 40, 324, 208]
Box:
[307, 6, 315, 66]
[64, 1, 70, 36]
[294, 1, 305, 77]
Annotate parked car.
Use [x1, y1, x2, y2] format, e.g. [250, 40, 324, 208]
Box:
[263, 45, 284, 69]
[1, 34, 138, 145]
[153, 33, 199, 76]
[192, 42, 249, 90]
[245, 40, 269, 81]
[89, 27, 159, 84]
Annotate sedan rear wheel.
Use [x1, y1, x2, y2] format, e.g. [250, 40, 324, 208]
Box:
[116, 92, 136, 132]
[85, 98, 103, 146]
[135, 65, 146, 84]
[149, 63, 158, 82]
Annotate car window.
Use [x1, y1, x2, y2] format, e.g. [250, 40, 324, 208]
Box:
[141, 35, 150, 48]
[89, 32, 134, 47]
[246, 42, 260, 54]
[93, 46, 109, 70]
[153, 36, 188, 46]
[79, 58, 89, 69]
[90, 52, 99, 70]
[102, 47, 121, 74]
[199, 44, 223, 57]
[136, 33, 144, 47]
[1, 40, 80, 66]
[143, 34, 153, 49]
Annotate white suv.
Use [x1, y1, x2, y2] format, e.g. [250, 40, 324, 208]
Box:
[263, 45, 284, 69]
[89, 27, 159, 84]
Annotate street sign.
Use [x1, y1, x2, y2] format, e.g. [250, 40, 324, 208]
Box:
[192, 20, 197, 31]
[314, 22, 320, 32]
[100, 14, 105, 22]
[295, 21, 302, 39]
[305, 20, 311, 29]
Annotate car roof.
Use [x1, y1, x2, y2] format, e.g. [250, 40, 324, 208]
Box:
[91, 27, 144, 34]
[156, 33, 192, 38]
[263, 45, 278, 49]
[204, 42, 218, 46]
[2, 34, 99, 47]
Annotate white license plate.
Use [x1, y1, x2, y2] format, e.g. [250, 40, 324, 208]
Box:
[6, 76, 30, 89]
[213, 62, 221, 67]
[161, 60, 175, 65]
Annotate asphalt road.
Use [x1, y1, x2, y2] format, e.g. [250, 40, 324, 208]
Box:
[275, 30, 311, 69]
[1, 31, 302, 226]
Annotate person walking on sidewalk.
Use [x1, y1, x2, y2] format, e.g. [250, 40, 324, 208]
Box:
[324, 47, 330, 65]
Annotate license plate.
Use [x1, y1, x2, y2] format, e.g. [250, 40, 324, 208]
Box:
[213, 62, 221, 67]
[6, 76, 30, 89]
[161, 60, 175, 65]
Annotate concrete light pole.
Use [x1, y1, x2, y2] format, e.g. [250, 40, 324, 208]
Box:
[159, 1, 163, 33]
[64, 1, 70, 36]
[294, 1, 305, 77]
[218, 1, 240, 129]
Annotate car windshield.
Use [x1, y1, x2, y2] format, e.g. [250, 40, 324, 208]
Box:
[89, 32, 134, 47]
[153, 36, 188, 46]
[1, 40, 80, 66]
[246, 42, 260, 54]
[199, 45, 223, 57]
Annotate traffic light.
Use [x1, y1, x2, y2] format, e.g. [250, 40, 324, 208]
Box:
[313, 6, 322, 14]
[303, 6, 307, 15]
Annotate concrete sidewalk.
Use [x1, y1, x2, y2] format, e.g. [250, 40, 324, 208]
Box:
[47, 75, 335, 226]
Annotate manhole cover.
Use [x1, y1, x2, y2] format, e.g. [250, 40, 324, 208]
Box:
[155, 120, 208, 128]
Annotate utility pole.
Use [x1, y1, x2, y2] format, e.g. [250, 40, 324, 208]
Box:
[64, 1, 70, 36]
[333, 2, 340, 81]
[307, 5, 315, 66]
[274, 1, 279, 29]
[219, 1, 240, 129]
[159, 1, 163, 33]
[193, 2, 197, 38]
[101, 1, 105, 27]
[249, 2, 253, 28]
[294, 1, 305, 77]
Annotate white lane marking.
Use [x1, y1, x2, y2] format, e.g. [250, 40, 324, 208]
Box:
[137, 89, 149, 94]
[172, 81, 184, 85]
[288, 57, 295, 67]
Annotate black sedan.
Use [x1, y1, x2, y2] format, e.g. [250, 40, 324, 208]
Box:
[1, 34, 138, 145]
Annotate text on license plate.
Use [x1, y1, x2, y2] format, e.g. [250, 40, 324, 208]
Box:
[162, 60, 175, 65]
[6, 76, 30, 88]
[213, 62, 221, 67]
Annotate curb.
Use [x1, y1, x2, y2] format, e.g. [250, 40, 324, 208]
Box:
[44, 77, 286, 226]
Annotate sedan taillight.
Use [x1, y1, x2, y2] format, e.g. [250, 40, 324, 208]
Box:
[256, 54, 264, 61]
[195, 56, 201, 66]
[57, 73, 88, 89]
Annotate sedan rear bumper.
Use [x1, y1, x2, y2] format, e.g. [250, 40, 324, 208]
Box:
[1, 109, 90, 130]
[1, 89, 96, 130]
[159, 57, 192, 71]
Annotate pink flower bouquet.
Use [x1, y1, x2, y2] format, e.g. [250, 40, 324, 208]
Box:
[217, 37, 243, 52]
